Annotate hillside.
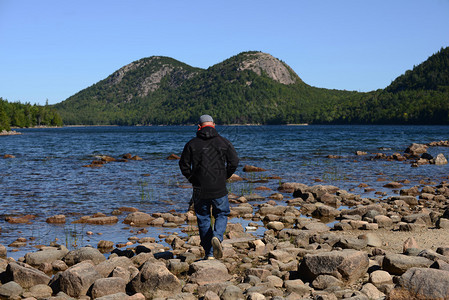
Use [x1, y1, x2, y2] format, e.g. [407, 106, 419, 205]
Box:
[54, 48, 449, 125]
[386, 47, 449, 93]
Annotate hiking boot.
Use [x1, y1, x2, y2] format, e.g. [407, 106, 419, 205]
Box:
[211, 236, 223, 259]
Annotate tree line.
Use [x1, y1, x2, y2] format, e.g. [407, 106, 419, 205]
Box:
[0, 98, 63, 131]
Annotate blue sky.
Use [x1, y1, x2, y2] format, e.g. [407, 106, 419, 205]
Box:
[1, 0, 448, 105]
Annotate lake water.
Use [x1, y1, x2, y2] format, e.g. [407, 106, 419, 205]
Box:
[1, 125, 448, 258]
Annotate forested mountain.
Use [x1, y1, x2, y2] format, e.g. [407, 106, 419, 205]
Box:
[51, 47, 449, 125]
[386, 47, 449, 93]
[0, 99, 63, 131]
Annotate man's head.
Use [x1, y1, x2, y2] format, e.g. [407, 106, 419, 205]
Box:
[198, 114, 215, 129]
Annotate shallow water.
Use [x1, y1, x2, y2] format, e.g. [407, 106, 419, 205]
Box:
[1, 125, 448, 259]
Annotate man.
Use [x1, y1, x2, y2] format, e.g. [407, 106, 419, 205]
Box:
[179, 114, 239, 259]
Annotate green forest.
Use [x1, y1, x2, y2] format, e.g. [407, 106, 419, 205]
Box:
[2, 47, 448, 128]
[0, 98, 63, 131]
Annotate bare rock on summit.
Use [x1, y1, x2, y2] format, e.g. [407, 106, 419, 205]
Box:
[238, 52, 299, 85]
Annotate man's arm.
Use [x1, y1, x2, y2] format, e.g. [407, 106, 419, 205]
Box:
[226, 142, 239, 179]
[179, 143, 193, 181]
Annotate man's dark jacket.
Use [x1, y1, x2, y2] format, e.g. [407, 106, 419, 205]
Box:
[179, 126, 239, 199]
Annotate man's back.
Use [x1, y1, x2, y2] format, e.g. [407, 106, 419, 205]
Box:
[179, 126, 239, 199]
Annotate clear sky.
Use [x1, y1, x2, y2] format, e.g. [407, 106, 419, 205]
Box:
[1, 0, 448, 105]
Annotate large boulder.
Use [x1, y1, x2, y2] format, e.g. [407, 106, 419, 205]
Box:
[389, 268, 449, 299]
[90, 277, 127, 299]
[189, 260, 231, 285]
[129, 261, 181, 298]
[405, 143, 428, 156]
[94, 256, 134, 277]
[123, 212, 153, 226]
[57, 261, 103, 298]
[4, 262, 51, 289]
[63, 246, 106, 266]
[431, 153, 447, 165]
[25, 245, 69, 266]
[299, 250, 369, 284]
[382, 254, 433, 275]
[25, 284, 53, 299]
[0, 281, 23, 299]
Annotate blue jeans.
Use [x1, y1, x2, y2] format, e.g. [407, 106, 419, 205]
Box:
[193, 195, 230, 257]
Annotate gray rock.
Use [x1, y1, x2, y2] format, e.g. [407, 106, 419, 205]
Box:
[268, 249, 296, 263]
[390, 267, 449, 299]
[437, 217, 449, 229]
[129, 261, 181, 298]
[402, 213, 432, 225]
[95, 292, 130, 300]
[0, 244, 6, 258]
[246, 292, 266, 300]
[266, 275, 283, 288]
[27, 284, 53, 299]
[335, 237, 367, 250]
[52, 259, 69, 271]
[5, 261, 51, 288]
[245, 274, 262, 286]
[299, 249, 369, 284]
[123, 212, 153, 226]
[437, 246, 449, 256]
[430, 260, 449, 271]
[432, 153, 448, 165]
[266, 221, 284, 231]
[312, 274, 343, 290]
[360, 283, 385, 300]
[382, 253, 433, 275]
[246, 268, 272, 281]
[391, 195, 418, 206]
[418, 249, 449, 263]
[258, 205, 287, 216]
[0, 281, 23, 298]
[94, 256, 133, 277]
[283, 279, 312, 297]
[340, 204, 386, 217]
[301, 221, 330, 233]
[204, 290, 220, 300]
[405, 143, 428, 155]
[189, 259, 231, 285]
[313, 205, 341, 218]
[220, 285, 244, 300]
[48, 291, 77, 300]
[167, 258, 190, 275]
[63, 246, 106, 266]
[358, 233, 382, 247]
[58, 261, 103, 298]
[196, 282, 232, 298]
[91, 277, 127, 299]
[25, 245, 69, 266]
[374, 215, 393, 228]
[369, 270, 392, 287]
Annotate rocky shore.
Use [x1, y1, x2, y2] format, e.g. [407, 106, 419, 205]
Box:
[0, 130, 21, 136]
[1, 177, 449, 300]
